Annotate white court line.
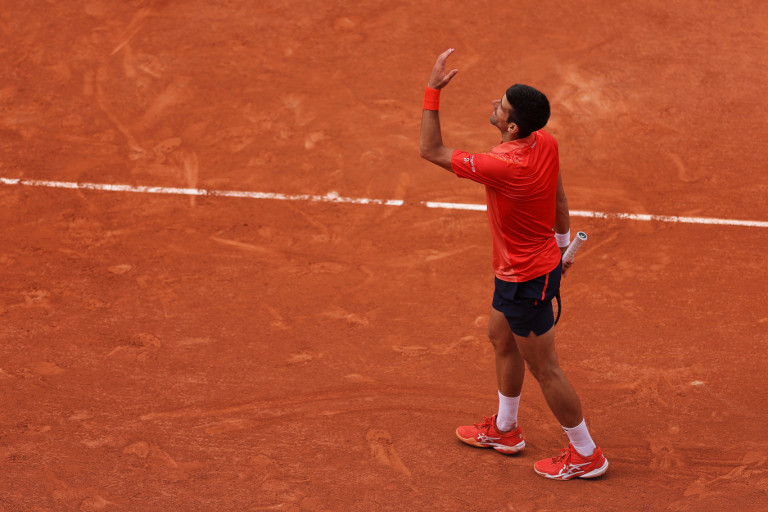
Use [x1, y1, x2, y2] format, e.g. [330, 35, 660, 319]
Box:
[2, 176, 767, 228]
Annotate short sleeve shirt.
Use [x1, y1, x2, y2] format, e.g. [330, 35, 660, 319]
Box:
[450, 130, 561, 282]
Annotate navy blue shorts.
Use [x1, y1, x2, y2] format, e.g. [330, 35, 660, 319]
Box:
[492, 261, 562, 337]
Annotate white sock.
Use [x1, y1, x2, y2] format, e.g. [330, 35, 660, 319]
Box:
[496, 390, 520, 431]
[563, 419, 597, 456]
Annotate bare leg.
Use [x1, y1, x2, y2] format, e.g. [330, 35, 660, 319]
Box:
[488, 308, 525, 402]
[513, 326, 583, 428]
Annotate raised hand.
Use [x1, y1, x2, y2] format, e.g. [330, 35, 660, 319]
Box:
[428, 48, 459, 90]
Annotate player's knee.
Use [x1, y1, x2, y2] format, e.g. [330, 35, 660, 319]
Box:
[488, 332, 515, 354]
[525, 361, 561, 383]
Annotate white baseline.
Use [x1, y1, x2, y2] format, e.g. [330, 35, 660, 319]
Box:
[1, 177, 766, 228]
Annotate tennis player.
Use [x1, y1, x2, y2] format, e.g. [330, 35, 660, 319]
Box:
[419, 48, 608, 480]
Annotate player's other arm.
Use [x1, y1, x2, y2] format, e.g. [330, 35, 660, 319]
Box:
[555, 172, 574, 273]
[419, 49, 458, 172]
[555, 172, 570, 239]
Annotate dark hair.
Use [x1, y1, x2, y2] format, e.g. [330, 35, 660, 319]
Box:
[505, 84, 550, 138]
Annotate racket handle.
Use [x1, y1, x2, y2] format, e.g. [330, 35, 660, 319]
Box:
[562, 231, 588, 264]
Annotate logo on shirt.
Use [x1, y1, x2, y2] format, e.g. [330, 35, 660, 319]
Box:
[462, 156, 477, 172]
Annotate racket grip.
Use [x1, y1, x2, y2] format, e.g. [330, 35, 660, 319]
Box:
[562, 231, 588, 263]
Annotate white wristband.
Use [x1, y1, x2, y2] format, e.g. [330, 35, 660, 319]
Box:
[555, 230, 570, 248]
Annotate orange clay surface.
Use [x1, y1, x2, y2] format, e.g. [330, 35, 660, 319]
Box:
[2, 1, 768, 511]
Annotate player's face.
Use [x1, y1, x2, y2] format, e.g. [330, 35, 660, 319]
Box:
[490, 98, 503, 125]
[490, 96, 516, 135]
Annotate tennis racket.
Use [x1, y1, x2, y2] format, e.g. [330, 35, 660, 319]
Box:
[553, 231, 588, 325]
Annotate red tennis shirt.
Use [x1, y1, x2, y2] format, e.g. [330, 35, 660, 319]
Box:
[451, 130, 561, 283]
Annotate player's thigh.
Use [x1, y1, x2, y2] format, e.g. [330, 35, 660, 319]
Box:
[512, 327, 560, 374]
[488, 307, 517, 351]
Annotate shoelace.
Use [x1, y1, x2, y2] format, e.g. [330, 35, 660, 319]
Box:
[473, 416, 494, 431]
[551, 446, 574, 464]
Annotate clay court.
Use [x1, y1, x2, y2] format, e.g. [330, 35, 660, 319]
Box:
[2, 1, 768, 510]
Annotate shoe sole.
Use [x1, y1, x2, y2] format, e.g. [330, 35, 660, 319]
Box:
[533, 458, 609, 480]
[455, 431, 525, 454]
[579, 459, 609, 479]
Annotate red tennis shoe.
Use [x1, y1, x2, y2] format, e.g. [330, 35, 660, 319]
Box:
[455, 415, 525, 454]
[534, 443, 609, 480]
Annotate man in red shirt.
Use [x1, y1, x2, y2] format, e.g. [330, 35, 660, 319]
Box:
[419, 48, 608, 480]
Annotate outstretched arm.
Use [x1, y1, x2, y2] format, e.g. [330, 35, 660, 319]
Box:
[419, 48, 458, 172]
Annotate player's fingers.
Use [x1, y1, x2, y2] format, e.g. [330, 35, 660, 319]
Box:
[436, 69, 458, 87]
[435, 48, 454, 66]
